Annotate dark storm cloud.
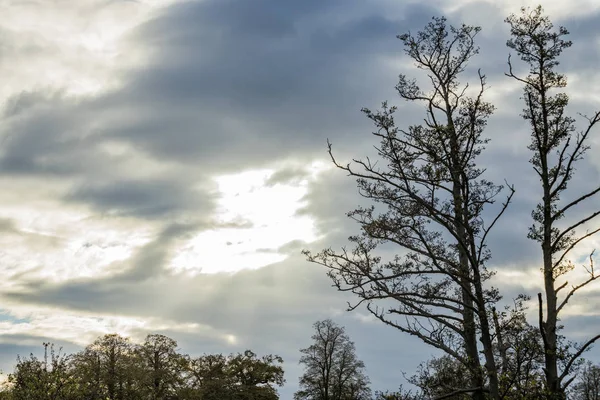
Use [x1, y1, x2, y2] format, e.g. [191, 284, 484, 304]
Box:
[65, 178, 215, 219]
[264, 166, 311, 187]
[88, 0, 443, 171]
[1, 0, 432, 183]
[0, 92, 94, 177]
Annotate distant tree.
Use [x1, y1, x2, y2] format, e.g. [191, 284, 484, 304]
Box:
[71, 346, 103, 399]
[8, 343, 78, 400]
[0, 332, 286, 400]
[136, 334, 186, 400]
[505, 6, 600, 399]
[304, 16, 512, 400]
[227, 350, 285, 400]
[71, 333, 139, 400]
[373, 387, 424, 400]
[184, 353, 231, 399]
[294, 319, 371, 400]
[571, 362, 600, 400]
[182, 350, 285, 400]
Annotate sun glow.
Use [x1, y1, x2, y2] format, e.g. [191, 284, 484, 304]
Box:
[170, 162, 329, 274]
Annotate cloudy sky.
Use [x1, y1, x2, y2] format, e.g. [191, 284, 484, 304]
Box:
[1, 0, 600, 397]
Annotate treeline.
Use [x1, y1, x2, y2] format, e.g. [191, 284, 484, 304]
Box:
[0, 333, 284, 400]
[0, 321, 599, 399]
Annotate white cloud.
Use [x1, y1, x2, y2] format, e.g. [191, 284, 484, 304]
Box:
[0, 205, 154, 284]
[0, 304, 235, 347]
[441, 0, 600, 19]
[0, 0, 182, 100]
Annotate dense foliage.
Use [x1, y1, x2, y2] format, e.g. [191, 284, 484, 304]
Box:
[0, 334, 284, 400]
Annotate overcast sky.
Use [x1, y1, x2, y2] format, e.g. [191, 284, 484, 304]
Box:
[0, 0, 600, 397]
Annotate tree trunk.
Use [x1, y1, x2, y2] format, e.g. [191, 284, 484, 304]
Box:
[452, 171, 485, 400]
[539, 66, 564, 400]
[543, 241, 562, 399]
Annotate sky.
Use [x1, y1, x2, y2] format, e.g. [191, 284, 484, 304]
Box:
[0, 0, 599, 397]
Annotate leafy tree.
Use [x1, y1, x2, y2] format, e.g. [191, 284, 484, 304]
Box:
[0, 387, 11, 400]
[304, 16, 512, 400]
[184, 353, 231, 400]
[0, 333, 285, 399]
[136, 334, 186, 400]
[183, 350, 285, 400]
[0, 391, 12, 400]
[373, 387, 424, 400]
[71, 333, 139, 400]
[505, 6, 600, 399]
[227, 350, 285, 400]
[402, 321, 543, 400]
[8, 343, 78, 400]
[294, 319, 371, 400]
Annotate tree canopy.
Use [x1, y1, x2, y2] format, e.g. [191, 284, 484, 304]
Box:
[0, 334, 285, 400]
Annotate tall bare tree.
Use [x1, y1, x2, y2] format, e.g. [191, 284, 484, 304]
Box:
[304, 17, 513, 400]
[505, 6, 600, 399]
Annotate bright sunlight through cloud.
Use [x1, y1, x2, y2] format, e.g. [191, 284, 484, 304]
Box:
[170, 163, 329, 274]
